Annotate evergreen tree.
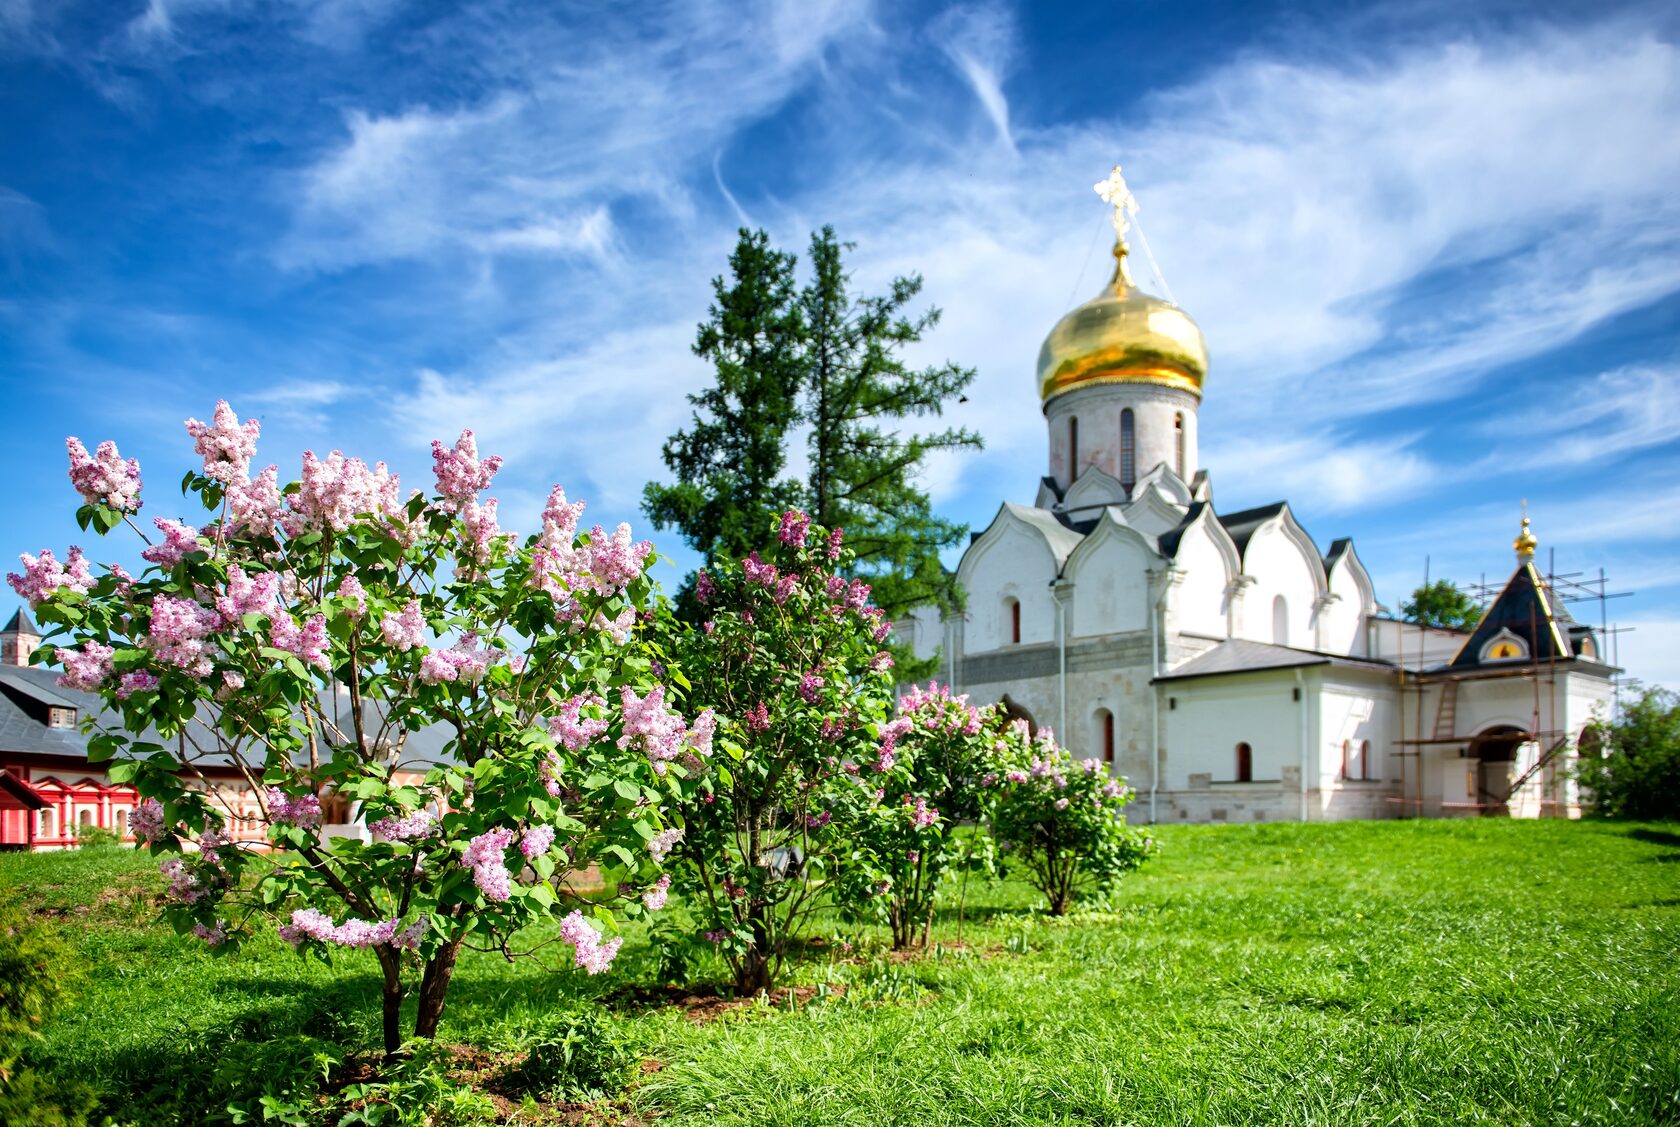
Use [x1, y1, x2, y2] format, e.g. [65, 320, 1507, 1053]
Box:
[1401, 579, 1482, 631]
[642, 229, 805, 596]
[644, 226, 981, 630]
[799, 227, 982, 620]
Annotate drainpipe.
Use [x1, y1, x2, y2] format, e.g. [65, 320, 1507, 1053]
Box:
[1149, 567, 1174, 824]
[1295, 667, 1309, 822]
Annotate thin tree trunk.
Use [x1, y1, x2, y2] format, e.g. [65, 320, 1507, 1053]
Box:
[377, 949, 404, 1058]
[413, 935, 465, 1041]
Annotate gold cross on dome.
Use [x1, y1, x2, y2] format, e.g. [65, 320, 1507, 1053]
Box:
[1094, 165, 1138, 243]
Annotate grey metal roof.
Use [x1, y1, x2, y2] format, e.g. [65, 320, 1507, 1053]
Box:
[1154, 638, 1394, 683]
[1158, 501, 1208, 561]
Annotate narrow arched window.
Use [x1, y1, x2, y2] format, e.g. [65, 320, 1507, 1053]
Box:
[115, 808, 128, 835]
[1096, 708, 1115, 765]
[1360, 739, 1373, 781]
[1007, 598, 1021, 645]
[1341, 739, 1351, 780]
[1120, 409, 1136, 493]
[1174, 412, 1186, 478]
[1236, 742, 1253, 782]
[1272, 595, 1289, 646]
[1069, 416, 1079, 482]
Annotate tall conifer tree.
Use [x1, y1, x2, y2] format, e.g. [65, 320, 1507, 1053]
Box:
[645, 226, 981, 629]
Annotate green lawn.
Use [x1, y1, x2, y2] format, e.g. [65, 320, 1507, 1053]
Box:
[5, 819, 1678, 1125]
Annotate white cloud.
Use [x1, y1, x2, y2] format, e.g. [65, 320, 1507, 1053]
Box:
[1487, 362, 1680, 470]
[932, 3, 1018, 154]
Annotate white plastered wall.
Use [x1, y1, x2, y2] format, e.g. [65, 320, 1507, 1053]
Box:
[1239, 522, 1322, 648]
[959, 520, 1060, 652]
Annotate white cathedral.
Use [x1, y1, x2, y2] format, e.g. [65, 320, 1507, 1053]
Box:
[900, 169, 1616, 824]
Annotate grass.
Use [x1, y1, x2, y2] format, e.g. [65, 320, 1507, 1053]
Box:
[5, 818, 1678, 1125]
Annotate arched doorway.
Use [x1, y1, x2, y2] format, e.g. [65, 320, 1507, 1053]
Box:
[1469, 725, 1528, 816]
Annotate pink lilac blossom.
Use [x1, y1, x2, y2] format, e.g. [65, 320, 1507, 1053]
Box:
[131, 798, 166, 843]
[223, 465, 282, 537]
[393, 917, 428, 950]
[380, 600, 426, 651]
[695, 570, 716, 604]
[646, 826, 683, 864]
[140, 518, 201, 567]
[548, 692, 608, 750]
[215, 671, 245, 700]
[116, 670, 161, 699]
[191, 922, 228, 947]
[146, 595, 221, 677]
[1054, 797, 1070, 811]
[214, 565, 281, 625]
[57, 641, 115, 691]
[520, 825, 555, 860]
[843, 579, 871, 610]
[418, 634, 493, 684]
[773, 574, 797, 605]
[588, 605, 637, 646]
[805, 809, 832, 829]
[456, 498, 503, 574]
[65, 437, 143, 512]
[159, 858, 203, 904]
[827, 526, 844, 561]
[461, 828, 515, 901]
[369, 809, 438, 842]
[270, 613, 331, 672]
[686, 710, 717, 759]
[798, 670, 824, 704]
[741, 552, 777, 586]
[703, 929, 729, 944]
[558, 910, 622, 974]
[778, 510, 811, 548]
[278, 908, 402, 949]
[586, 524, 652, 593]
[618, 685, 687, 774]
[265, 788, 323, 829]
[869, 651, 894, 674]
[906, 796, 938, 828]
[642, 874, 671, 911]
[183, 401, 261, 485]
[8, 547, 96, 608]
[538, 484, 585, 548]
[335, 574, 367, 619]
[282, 450, 401, 535]
[431, 429, 503, 509]
[743, 702, 770, 733]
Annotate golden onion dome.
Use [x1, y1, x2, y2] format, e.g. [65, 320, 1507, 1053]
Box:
[1036, 244, 1208, 404]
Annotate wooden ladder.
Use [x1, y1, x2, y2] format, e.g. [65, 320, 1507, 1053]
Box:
[1506, 736, 1570, 798]
[1432, 680, 1458, 742]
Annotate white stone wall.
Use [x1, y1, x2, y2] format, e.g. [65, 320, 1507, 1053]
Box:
[960, 522, 1060, 652]
[1237, 522, 1321, 648]
[1045, 383, 1200, 493]
[1161, 670, 1304, 788]
[1170, 521, 1232, 639]
[1067, 529, 1151, 637]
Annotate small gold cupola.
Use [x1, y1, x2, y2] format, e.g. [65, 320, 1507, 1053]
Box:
[1036, 166, 1208, 406]
[1514, 502, 1537, 564]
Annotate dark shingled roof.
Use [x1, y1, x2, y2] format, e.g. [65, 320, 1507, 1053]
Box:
[1448, 562, 1585, 670]
[1323, 537, 1354, 574]
[1217, 502, 1288, 561]
[1154, 639, 1393, 683]
[3, 608, 39, 636]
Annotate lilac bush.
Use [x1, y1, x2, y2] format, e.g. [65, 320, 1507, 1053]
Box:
[835, 682, 1011, 949]
[989, 724, 1156, 916]
[11, 404, 705, 1053]
[659, 511, 898, 992]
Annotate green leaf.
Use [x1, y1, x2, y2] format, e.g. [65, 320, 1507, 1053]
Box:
[612, 778, 640, 801]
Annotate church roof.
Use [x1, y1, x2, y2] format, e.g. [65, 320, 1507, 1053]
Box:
[1323, 538, 1354, 574]
[3, 608, 38, 636]
[1155, 638, 1393, 683]
[1157, 502, 1208, 560]
[1447, 562, 1582, 670]
[1217, 502, 1288, 560]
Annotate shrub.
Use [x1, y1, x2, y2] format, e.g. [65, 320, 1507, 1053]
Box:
[835, 682, 1010, 949]
[70, 824, 120, 849]
[504, 1009, 635, 1100]
[658, 510, 897, 992]
[12, 404, 704, 1053]
[989, 726, 1155, 915]
[1577, 683, 1680, 819]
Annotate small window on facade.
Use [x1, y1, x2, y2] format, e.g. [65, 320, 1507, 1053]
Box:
[1272, 595, 1289, 646]
[1120, 409, 1136, 492]
[1007, 598, 1021, 645]
[1341, 739, 1351, 780]
[1174, 412, 1186, 478]
[39, 808, 56, 839]
[1360, 739, 1373, 780]
[1069, 416, 1079, 481]
[1096, 708, 1115, 765]
[1236, 742, 1253, 782]
[115, 808, 128, 835]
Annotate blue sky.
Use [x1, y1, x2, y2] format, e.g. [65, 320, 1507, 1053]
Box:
[2, 0, 1677, 686]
